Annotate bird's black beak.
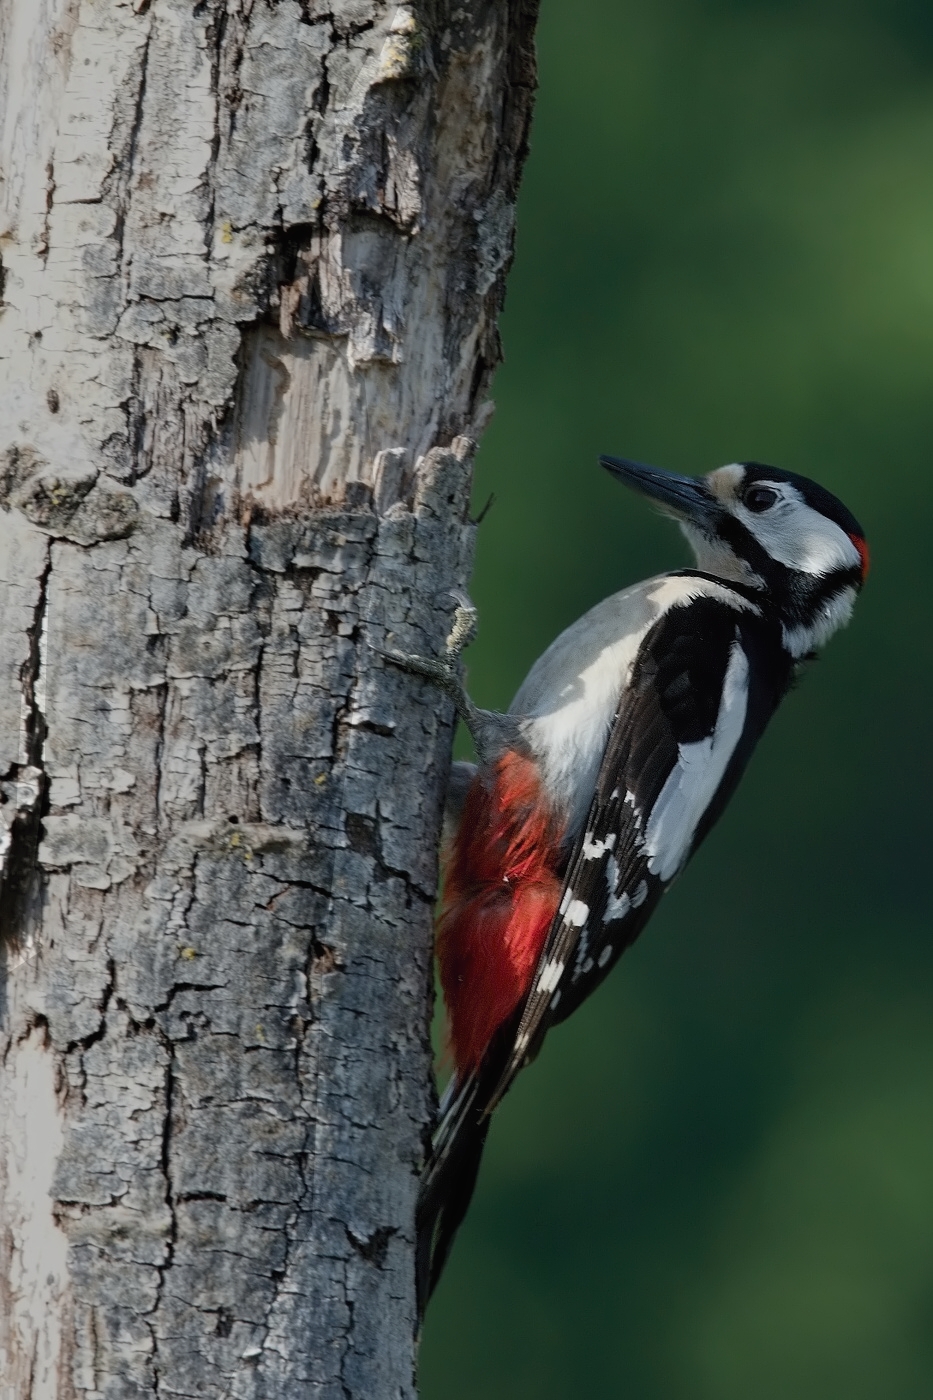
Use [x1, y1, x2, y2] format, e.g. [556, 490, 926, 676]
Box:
[600, 455, 718, 529]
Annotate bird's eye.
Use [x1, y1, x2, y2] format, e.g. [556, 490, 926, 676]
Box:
[743, 485, 778, 513]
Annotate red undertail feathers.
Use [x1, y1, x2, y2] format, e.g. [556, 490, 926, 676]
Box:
[438, 751, 565, 1078]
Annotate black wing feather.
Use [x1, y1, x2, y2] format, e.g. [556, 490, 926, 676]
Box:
[488, 598, 750, 1105]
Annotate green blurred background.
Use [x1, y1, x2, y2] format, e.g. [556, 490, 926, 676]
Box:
[419, 1, 933, 1396]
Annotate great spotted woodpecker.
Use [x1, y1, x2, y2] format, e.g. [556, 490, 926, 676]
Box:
[387, 456, 868, 1316]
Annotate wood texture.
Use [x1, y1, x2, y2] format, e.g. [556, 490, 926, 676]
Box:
[0, 2, 538, 1395]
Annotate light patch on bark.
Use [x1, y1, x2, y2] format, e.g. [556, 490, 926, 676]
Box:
[0, 1022, 72, 1400]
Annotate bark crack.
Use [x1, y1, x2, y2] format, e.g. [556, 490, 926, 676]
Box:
[149, 1031, 178, 1400]
[63, 959, 116, 1107]
[22, 549, 50, 776]
[0, 547, 50, 942]
[203, 3, 230, 261]
[113, 23, 152, 287]
[151, 680, 169, 834]
[37, 159, 55, 264]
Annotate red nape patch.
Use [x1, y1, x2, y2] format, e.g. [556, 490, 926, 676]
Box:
[438, 752, 565, 1078]
[849, 533, 870, 581]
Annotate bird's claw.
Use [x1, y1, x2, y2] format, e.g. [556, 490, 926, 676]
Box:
[379, 648, 459, 693]
[375, 600, 481, 735]
[375, 591, 478, 691]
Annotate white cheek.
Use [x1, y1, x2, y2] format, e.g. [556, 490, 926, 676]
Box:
[741, 501, 859, 576]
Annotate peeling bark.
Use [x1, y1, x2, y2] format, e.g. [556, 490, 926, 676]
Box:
[0, 3, 539, 1396]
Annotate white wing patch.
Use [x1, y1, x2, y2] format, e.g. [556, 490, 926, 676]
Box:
[582, 831, 616, 860]
[536, 959, 565, 994]
[644, 641, 749, 881]
[603, 855, 631, 922]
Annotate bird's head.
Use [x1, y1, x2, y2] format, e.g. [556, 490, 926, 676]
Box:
[601, 455, 869, 657]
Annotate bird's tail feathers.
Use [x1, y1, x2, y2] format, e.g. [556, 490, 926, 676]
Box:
[416, 1070, 490, 1320]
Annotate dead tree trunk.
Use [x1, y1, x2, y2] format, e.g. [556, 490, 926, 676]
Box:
[0, 3, 538, 1396]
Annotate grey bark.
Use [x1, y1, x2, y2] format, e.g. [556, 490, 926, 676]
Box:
[0, 3, 538, 1397]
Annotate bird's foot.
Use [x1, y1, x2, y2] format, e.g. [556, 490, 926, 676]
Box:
[378, 591, 483, 740]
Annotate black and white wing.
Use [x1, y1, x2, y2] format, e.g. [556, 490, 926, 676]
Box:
[488, 595, 785, 1109]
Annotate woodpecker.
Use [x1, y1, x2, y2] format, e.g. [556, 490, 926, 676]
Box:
[387, 456, 868, 1317]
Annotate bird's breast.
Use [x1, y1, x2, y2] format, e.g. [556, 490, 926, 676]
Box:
[511, 573, 755, 837]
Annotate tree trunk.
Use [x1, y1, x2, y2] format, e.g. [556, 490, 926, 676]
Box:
[0, 3, 538, 1396]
